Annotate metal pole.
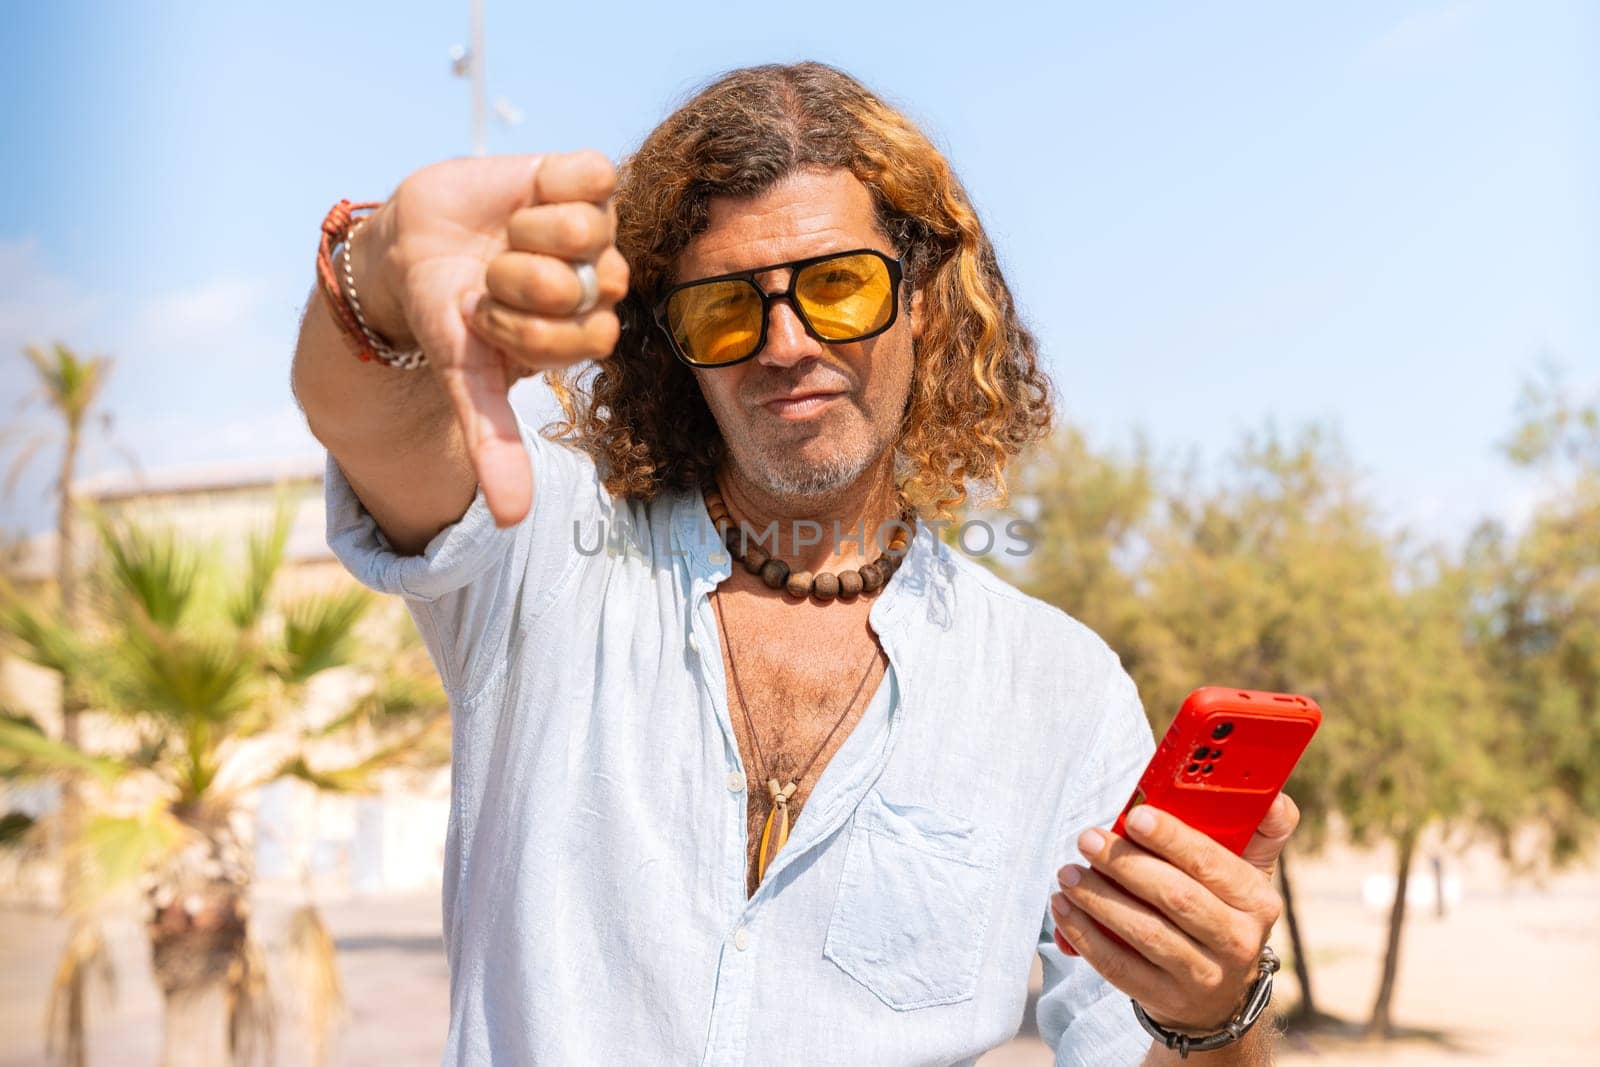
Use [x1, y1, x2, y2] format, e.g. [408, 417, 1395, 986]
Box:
[470, 0, 486, 156]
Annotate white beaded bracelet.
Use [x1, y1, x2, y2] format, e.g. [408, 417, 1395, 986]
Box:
[340, 217, 427, 370]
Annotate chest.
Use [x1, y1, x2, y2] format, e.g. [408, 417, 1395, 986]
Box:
[710, 586, 887, 898]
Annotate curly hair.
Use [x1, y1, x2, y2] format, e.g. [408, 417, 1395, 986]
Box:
[546, 61, 1053, 520]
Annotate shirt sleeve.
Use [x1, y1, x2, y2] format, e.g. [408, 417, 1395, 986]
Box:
[1034, 660, 1158, 1067]
[322, 408, 607, 698]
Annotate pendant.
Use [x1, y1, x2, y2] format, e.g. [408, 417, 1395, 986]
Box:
[755, 779, 799, 885]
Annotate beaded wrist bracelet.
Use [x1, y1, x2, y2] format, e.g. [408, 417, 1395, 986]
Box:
[316, 199, 427, 369]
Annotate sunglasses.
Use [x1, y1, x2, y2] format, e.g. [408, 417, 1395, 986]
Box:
[653, 248, 905, 368]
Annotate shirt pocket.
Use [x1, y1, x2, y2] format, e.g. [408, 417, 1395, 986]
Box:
[823, 788, 1002, 1011]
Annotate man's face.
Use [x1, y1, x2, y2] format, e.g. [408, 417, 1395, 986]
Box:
[673, 167, 923, 504]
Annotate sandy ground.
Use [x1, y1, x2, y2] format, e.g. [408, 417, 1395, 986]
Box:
[2, 837, 1595, 1066]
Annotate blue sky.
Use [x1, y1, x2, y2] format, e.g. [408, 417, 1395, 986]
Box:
[2, 2, 1595, 547]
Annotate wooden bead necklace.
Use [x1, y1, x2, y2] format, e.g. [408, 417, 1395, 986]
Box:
[702, 481, 918, 601]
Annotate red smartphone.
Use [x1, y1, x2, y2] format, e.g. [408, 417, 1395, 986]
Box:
[1055, 686, 1322, 956]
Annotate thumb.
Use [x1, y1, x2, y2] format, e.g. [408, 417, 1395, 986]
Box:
[1240, 792, 1299, 878]
[431, 290, 533, 527]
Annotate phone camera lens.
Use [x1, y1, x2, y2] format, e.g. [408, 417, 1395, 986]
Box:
[1211, 721, 1234, 740]
[1192, 746, 1211, 760]
[1186, 763, 1200, 774]
[1201, 763, 1215, 774]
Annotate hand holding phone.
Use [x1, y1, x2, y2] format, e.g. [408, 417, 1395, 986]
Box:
[1048, 686, 1319, 1033]
[1113, 686, 1320, 854]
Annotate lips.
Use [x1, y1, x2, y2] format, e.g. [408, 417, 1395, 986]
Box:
[760, 390, 845, 418]
[763, 388, 841, 405]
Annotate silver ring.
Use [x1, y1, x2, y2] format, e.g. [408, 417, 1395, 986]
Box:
[573, 261, 600, 315]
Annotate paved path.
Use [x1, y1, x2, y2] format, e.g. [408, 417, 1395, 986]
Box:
[4, 837, 1596, 1065]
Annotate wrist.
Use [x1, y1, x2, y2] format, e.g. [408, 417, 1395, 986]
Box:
[1143, 1024, 1273, 1065]
[1133, 946, 1280, 1059]
[348, 203, 416, 351]
[1143, 993, 1247, 1035]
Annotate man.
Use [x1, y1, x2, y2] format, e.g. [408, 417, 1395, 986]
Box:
[293, 62, 1298, 1066]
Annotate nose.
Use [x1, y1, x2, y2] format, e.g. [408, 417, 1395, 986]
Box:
[756, 295, 824, 369]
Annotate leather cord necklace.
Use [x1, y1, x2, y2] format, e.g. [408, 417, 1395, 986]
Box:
[712, 588, 882, 888]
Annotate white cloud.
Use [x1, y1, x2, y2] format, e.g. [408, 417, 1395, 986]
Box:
[134, 276, 272, 349]
[0, 238, 115, 400]
[217, 405, 320, 455]
[0, 238, 299, 534]
[1355, 0, 1488, 73]
[0, 239, 106, 334]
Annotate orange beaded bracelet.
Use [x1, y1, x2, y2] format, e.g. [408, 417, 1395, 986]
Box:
[316, 199, 426, 369]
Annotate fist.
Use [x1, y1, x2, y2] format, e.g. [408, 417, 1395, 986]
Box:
[355, 150, 630, 525]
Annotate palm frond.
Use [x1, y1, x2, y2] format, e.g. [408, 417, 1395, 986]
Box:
[23, 343, 112, 430]
[227, 935, 276, 1067]
[94, 517, 200, 630]
[106, 624, 261, 728]
[228, 499, 293, 631]
[313, 666, 447, 739]
[280, 712, 450, 793]
[3, 431, 51, 497]
[285, 904, 345, 1066]
[277, 589, 372, 685]
[44, 919, 116, 1067]
[0, 710, 130, 785]
[65, 808, 190, 916]
[0, 582, 84, 677]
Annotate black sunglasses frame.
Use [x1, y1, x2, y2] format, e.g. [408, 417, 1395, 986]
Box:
[652, 247, 905, 369]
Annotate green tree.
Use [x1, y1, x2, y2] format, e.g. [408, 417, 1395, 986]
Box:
[1344, 550, 1491, 1037]
[1135, 424, 1398, 1025]
[1, 506, 449, 1066]
[1015, 421, 1499, 1035]
[1468, 368, 1600, 869]
[1011, 426, 1157, 664]
[3, 342, 115, 1067]
[1139, 426, 1495, 1037]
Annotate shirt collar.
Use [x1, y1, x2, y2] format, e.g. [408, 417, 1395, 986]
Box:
[669, 485, 957, 633]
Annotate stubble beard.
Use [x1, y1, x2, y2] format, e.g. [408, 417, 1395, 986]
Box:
[724, 410, 895, 505]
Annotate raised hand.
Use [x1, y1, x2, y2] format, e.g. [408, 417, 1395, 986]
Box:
[351, 150, 629, 526]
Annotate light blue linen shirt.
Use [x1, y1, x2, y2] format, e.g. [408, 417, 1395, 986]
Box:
[324, 414, 1157, 1066]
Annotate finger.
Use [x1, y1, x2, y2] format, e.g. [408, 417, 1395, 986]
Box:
[1241, 792, 1300, 877]
[1121, 805, 1276, 916]
[532, 148, 617, 206]
[467, 295, 621, 365]
[506, 202, 613, 261]
[595, 247, 629, 301]
[484, 248, 629, 317]
[1053, 868, 1214, 982]
[427, 293, 532, 527]
[1067, 826, 1235, 949]
[1048, 894, 1167, 1000]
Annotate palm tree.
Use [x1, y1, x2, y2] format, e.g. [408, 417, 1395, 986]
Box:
[8, 343, 115, 625]
[1, 503, 449, 1066]
[4, 342, 114, 1067]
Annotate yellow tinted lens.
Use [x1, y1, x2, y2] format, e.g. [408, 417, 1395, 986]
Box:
[795, 253, 893, 340]
[667, 280, 762, 365]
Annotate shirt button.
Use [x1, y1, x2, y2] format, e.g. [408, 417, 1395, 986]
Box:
[733, 925, 750, 951]
[726, 771, 745, 792]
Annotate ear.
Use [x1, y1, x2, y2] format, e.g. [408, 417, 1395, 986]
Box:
[909, 287, 925, 342]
